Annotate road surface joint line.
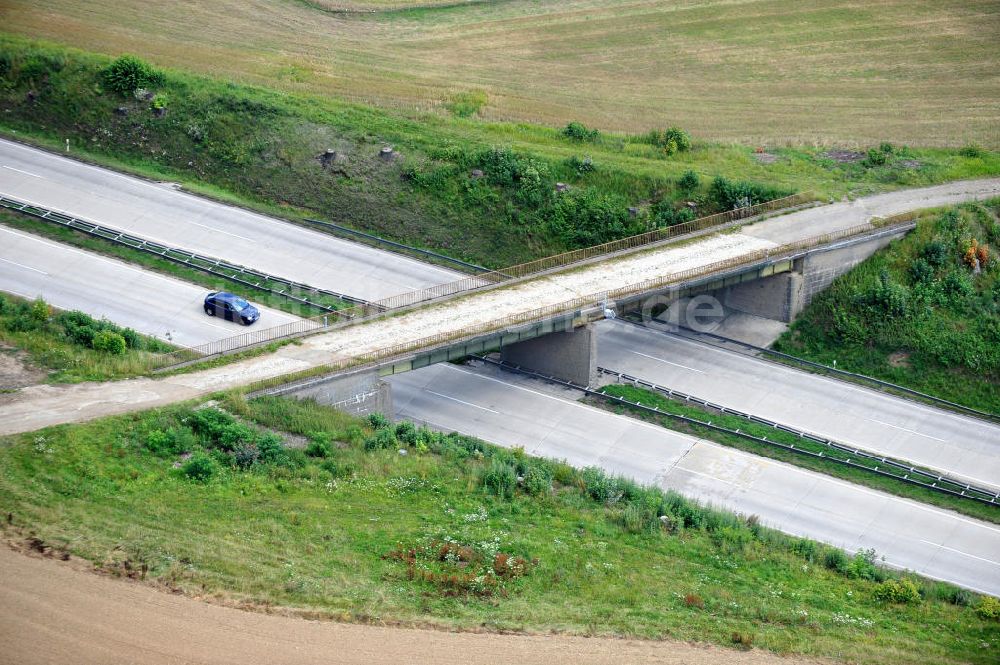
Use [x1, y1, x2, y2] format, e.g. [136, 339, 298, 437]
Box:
[867, 418, 947, 443]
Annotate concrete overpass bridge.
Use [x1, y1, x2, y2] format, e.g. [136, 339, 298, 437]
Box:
[263, 219, 915, 413]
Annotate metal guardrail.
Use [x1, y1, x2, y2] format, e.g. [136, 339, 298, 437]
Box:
[627, 321, 1000, 425]
[597, 368, 1000, 505]
[303, 217, 491, 274]
[473, 357, 999, 507]
[0, 195, 372, 312]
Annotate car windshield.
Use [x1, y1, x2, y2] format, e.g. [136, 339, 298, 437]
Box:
[229, 297, 250, 310]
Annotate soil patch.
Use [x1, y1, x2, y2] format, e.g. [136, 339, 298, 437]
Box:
[753, 152, 778, 164]
[821, 150, 865, 163]
[0, 345, 48, 394]
[888, 351, 912, 368]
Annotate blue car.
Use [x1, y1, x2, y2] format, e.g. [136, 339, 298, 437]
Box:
[204, 292, 260, 325]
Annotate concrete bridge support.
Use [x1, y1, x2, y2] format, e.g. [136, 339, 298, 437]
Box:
[283, 369, 393, 417]
[500, 323, 598, 387]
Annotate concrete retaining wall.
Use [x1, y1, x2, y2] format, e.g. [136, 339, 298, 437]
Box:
[285, 369, 392, 417]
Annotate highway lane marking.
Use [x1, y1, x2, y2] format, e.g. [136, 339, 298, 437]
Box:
[630, 350, 704, 372]
[1, 165, 43, 178]
[868, 418, 947, 442]
[424, 390, 499, 414]
[919, 540, 1000, 567]
[187, 220, 256, 242]
[657, 326, 1000, 431]
[0, 257, 48, 275]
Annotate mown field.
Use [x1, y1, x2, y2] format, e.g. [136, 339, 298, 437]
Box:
[1, 395, 998, 664]
[775, 201, 1000, 414]
[2, 0, 998, 146]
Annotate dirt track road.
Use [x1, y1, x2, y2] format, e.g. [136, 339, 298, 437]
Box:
[0, 546, 820, 665]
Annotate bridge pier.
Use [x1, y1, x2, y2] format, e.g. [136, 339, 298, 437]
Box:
[500, 323, 598, 387]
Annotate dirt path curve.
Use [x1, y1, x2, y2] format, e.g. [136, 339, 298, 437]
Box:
[1, 178, 998, 438]
[0, 546, 823, 665]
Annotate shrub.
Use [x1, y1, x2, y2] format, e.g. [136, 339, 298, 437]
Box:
[120, 327, 143, 350]
[824, 548, 849, 574]
[92, 330, 127, 355]
[960, 144, 984, 158]
[563, 121, 600, 142]
[653, 204, 694, 228]
[482, 459, 517, 499]
[367, 412, 391, 430]
[446, 90, 487, 118]
[395, 421, 418, 446]
[909, 258, 934, 285]
[873, 578, 922, 604]
[103, 54, 164, 95]
[233, 443, 260, 469]
[922, 240, 949, 267]
[976, 595, 1000, 620]
[0, 294, 8, 315]
[256, 432, 287, 465]
[150, 93, 168, 110]
[363, 428, 397, 451]
[304, 439, 332, 458]
[646, 127, 692, 155]
[678, 169, 700, 192]
[182, 451, 217, 482]
[145, 426, 196, 456]
[581, 467, 626, 506]
[548, 188, 637, 247]
[521, 463, 552, 496]
[863, 146, 891, 167]
[709, 176, 788, 210]
[845, 548, 882, 581]
[29, 297, 50, 323]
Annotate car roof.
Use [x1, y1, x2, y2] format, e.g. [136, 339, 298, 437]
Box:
[212, 292, 241, 304]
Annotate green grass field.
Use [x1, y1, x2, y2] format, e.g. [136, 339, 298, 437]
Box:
[2, 0, 998, 146]
[1, 394, 998, 664]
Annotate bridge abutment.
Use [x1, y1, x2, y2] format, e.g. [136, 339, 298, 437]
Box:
[282, 369, 393, 417]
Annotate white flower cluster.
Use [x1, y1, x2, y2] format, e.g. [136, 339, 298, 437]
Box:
[831, 613, 875, 629]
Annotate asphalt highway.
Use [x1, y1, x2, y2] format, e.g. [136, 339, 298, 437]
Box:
[0, 138, 461, 302]
[389, 362, 1000, 596]
[595, 320, 1000, 492]
[0, 225, 304, 347]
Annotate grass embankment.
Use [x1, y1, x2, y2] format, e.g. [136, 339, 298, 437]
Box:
[1, 395, 998, 664]
[2, 1, 998, 146]
[775, 202, 1000, 414]
[1, 36, 998, 268]
[0, 210, 341, 317]
[596, 383, 1000, 524]
[0, 293, 178, 383]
